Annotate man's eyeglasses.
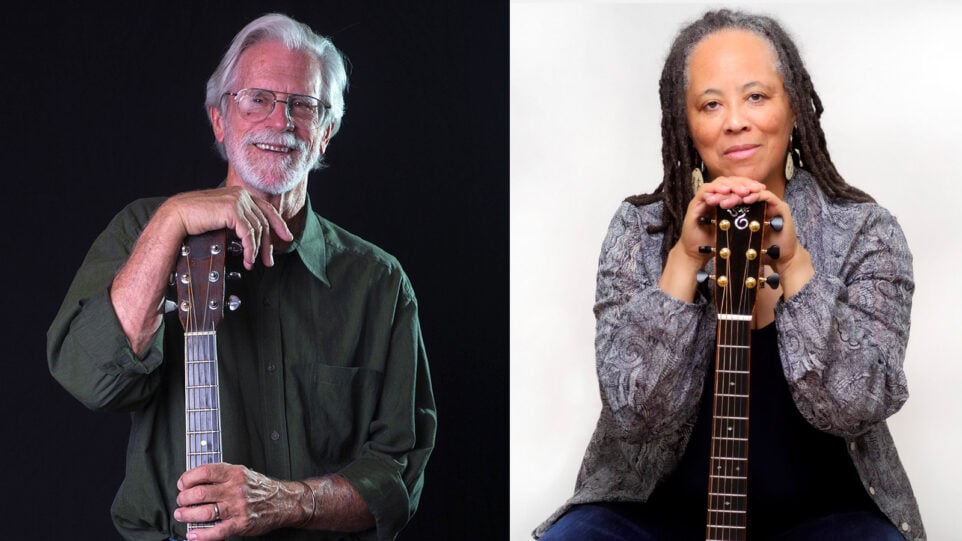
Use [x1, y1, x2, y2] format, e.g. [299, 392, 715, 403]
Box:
[224, 88, 330, 127]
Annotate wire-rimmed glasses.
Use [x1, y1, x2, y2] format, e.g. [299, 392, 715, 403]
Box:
[224, 88, 330, 127]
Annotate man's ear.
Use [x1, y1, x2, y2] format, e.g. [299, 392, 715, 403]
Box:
[210, 106, 225, 143]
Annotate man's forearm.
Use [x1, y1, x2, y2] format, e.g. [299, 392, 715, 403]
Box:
[109, 203, 185, 355]
[295, 474, 375, 532]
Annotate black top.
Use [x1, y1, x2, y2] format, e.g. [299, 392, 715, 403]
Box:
[647, 323, 880, 538]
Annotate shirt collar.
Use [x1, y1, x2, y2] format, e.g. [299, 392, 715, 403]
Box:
[283, 195, 331, 287]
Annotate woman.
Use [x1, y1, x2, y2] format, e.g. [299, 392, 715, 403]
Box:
[534, 9, 924, 541]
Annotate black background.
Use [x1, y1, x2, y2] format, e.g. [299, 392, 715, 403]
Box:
[3, 2, 507, 539]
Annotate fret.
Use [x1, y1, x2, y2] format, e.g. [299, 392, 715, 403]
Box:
[710, 456, 747, 461]
[716, 370, 749, 374]
[710, 474, 747, 480]
[714, 415, 748, 420]
[714, 393, 748, 398]
[708, 509, 746, 514]
[717, 344, 750, 349]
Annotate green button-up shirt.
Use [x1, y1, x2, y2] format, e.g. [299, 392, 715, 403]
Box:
[47, 196, 436, 541]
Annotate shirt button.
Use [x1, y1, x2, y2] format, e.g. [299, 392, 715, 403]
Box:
[267, 364, 276, 373]
[868, 487, 876, 496]
[849, 441, 856, 451]
[270, 431, 280, 441]
[901, 522, 910, 532]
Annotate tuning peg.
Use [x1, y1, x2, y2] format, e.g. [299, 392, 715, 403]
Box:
[698, 245, 714, 254]
[228, 240, 243, 256]
[227, 295, 242, 311]
[163, 299, 178, 314]
[227, 271, 242, 281]
[767, 216, 784, 232]
[697, 216, 713, 226]
[762, 272, 780, 289]
[696, 270, 711, 284]
[763, 245, 780, 260]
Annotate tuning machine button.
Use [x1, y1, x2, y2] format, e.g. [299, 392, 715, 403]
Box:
[697, 270, 726, 287]
[698, 245, 714, 254]
[763, 245, 780, 260]
[697, 216, 713, 226]
[761, 272, 780, 289]
[766, 216, 784, 232]
[227, 295, 242, 311]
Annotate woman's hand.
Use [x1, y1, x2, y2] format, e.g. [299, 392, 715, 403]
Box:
[659, 176, 813, 301]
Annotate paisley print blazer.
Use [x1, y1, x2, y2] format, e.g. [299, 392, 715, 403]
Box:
[534, 170, 925, 540]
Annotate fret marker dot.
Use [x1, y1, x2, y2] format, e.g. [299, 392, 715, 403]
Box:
[201, 440, 208, 447]
[728, 426, 733, 432]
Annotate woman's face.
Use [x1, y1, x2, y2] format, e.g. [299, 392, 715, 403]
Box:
[685, 29, 795, 193]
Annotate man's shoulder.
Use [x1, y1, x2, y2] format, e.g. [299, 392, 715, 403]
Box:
[312, 212, 407, 277]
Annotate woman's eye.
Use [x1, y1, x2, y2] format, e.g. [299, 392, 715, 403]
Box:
[703, 101, 720, 111]
[748, 93, 765, 102]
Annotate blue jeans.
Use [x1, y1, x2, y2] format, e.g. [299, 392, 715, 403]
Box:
[539, 503, 905, 541]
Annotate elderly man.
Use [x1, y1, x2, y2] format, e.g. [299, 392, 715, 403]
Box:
[47, 13, 435, 541]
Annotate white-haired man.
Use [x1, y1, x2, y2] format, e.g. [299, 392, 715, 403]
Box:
[48, 13, 435, 541]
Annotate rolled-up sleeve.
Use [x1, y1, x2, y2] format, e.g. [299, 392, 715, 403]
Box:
[47, 198, 168, 412]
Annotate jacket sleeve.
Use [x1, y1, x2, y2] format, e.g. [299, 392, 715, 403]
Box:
[594, 202, 715, 441]
[775, 204, 914, 437]
[47, 199, 169, 412]
[336, 271, 437, 540]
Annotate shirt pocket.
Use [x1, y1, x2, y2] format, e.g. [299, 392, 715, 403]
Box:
[286, 362, 384, 469]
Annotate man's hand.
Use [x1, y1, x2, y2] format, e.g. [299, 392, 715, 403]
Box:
[164, 187, 294, 271]
[110, 186, 294, 355]
[173, 463, 309, 541]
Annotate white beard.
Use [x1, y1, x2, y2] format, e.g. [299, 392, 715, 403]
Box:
[223, 125, 317, 195]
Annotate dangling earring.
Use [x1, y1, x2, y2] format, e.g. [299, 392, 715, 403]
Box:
[691, 161, 705, 192]
[785, 128, 796, 182]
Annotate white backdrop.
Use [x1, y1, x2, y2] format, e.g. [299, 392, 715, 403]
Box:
[510, 2, 962, 540]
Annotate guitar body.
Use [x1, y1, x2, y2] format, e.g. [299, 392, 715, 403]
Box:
[704, 203, 769, 541]
[174, 230, 238, 532]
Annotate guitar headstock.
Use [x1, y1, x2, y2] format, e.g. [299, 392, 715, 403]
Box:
[173, 230, 241, 333]
[704, 203, 769, 318]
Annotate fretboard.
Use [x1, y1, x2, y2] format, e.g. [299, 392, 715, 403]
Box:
[185, 330, 222, 530]
[706, 316, 752, 540]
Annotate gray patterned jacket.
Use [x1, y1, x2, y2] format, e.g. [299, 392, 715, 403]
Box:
[534, 170, 925, 540]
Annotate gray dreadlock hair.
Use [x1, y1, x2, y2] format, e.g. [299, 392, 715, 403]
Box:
[626, 9, 873, 265]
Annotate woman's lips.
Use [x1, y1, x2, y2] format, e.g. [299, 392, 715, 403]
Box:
[724, 144, 760, 160]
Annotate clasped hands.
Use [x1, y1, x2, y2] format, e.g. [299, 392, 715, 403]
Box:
[662, 176, 814, 301]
